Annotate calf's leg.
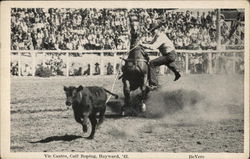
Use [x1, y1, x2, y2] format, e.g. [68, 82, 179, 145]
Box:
[87, 113, 97, 139]
[74, 112, 88, 133]
[81, 115, 89, 133]
[97, 106, 106, 127]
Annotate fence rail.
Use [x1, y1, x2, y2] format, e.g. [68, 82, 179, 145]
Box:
[12, 49, 244, 54]
[10, 49, 244, 77]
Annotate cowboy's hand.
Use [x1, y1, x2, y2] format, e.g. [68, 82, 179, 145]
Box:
[138, 40, 142, 45]
[140, 43, 147, 48]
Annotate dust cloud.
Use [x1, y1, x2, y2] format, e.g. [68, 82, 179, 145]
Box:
[145, 75, 244, 124]
[108, 123, 142, 138]
[108, 75, 244, 138]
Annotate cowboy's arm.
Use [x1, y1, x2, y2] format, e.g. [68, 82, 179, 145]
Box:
[141, 34, 164, 50]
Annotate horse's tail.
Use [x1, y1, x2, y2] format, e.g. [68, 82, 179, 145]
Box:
[104, 89, 119, 99]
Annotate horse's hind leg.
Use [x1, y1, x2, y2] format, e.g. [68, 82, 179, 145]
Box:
[140, 76, 149, 112]
[121, 79, 130, 116]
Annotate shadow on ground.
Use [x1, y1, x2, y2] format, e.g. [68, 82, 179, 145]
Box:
[29, 134, 82, 143]
[105, 114, 123, 119]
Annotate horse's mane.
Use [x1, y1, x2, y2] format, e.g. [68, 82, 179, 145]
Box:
[128, 45, 147, 60]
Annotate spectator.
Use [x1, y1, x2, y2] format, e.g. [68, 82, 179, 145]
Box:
[83, 64, 90, 75]
[93, 62, 100, 75]
[106, 62, 113, 75]
[11, 8, 244, 51]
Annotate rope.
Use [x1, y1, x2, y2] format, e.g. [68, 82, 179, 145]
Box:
[105, 24, 159, 103]
[105, 46, 131, 103]
[105, 44, 149, 103]
[105, 41, 142, 103]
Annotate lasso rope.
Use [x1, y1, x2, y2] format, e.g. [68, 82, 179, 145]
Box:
[105, 40, 147, 104]
[105, 46, 133, 103]
[105, 23, 161, 103]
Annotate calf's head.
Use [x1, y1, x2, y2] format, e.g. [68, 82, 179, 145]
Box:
[63, 86, 83, 106]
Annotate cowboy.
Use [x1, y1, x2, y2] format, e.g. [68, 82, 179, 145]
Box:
[140, 22, 181, 88]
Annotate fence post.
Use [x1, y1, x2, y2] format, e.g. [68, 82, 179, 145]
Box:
[18, 52, 21, 76]
[113, 52, 117, 75]
[160, 66, 165, 75]
[185, 53, 189, 74]
[233, 52, 236, 74]
[32, 52, 36, 76]
[90, 54, 94, 76]
[42, 52, 45, 66]
[66, 52, 69, 77]
[216, 9, 221, 50]
[208, 52, 212, 74]
[100, 52, 104, 75]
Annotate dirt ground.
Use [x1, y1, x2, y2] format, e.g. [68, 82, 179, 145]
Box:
[10, 74, 244, 152]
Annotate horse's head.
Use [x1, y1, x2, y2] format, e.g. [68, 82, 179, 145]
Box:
[128, 45, 148, 60]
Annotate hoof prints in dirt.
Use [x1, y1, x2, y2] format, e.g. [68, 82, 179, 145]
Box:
[29, 134, 82, 143]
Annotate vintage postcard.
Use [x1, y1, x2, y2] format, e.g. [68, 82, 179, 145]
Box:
[1, 1, 249, 159]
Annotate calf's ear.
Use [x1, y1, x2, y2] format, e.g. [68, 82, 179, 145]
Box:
[77, 85, 83, 91]
[63, 86, 68, 91]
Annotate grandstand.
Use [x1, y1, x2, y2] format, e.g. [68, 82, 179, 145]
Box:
[10, 8, 245, 77]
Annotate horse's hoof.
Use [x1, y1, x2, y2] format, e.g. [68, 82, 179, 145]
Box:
[120, 111, 126, 116]
[148, 85, 158, 91]
[141, 103, 146, 112]
[120, 106, 127, 116]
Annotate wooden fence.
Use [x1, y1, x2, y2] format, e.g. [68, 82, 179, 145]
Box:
[10, 49, 244, 76]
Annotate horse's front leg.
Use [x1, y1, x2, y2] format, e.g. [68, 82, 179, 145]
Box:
[140, 75, 149, 112]
[121, 79, 130, 116]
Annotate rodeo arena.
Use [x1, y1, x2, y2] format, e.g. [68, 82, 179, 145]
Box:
[10, 8, 245, 153]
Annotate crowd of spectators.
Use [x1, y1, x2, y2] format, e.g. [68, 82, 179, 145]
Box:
[132, 9, 219, 50]
[11, 8, 244, 51]
[220, 14, 244, 48]
[11, 8, 129, 50]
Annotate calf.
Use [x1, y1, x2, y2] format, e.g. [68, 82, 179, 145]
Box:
[63, 85, 118, 139]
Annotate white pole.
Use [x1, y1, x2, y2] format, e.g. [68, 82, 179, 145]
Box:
[185, 53, 189, 74]
[160, 66, 165, 75]
[100, 52, 104, 75]
[208, 52, 212, 74]
[18, 52, 21, 76]
[217, 9, 221, 51]
[90, 54, 93, 76]
[66, 52, 69, 77]
[113, 52, 117, 75]
[42, 52, 46, 66]
[233, 52, 236, 74]
[32, 52, 36, 76]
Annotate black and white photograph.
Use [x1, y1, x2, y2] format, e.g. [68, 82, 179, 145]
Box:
[1, 1, 249, 159]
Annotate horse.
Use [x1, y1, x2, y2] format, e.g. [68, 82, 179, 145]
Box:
[120, 45, 150, 116]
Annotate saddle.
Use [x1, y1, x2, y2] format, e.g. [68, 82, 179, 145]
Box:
[119, 60, 150, 80]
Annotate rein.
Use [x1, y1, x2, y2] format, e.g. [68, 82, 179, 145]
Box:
[105, 45, 146, 104]
[105, 25, 158, 103]
[122, 58, 148, 63]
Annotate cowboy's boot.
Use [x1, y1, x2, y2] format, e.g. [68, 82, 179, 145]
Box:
[168, 63, 181, 81]
[174, 71, 181, 81]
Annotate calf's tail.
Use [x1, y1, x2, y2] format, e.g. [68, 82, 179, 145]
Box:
[104, 89, 119, 99]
